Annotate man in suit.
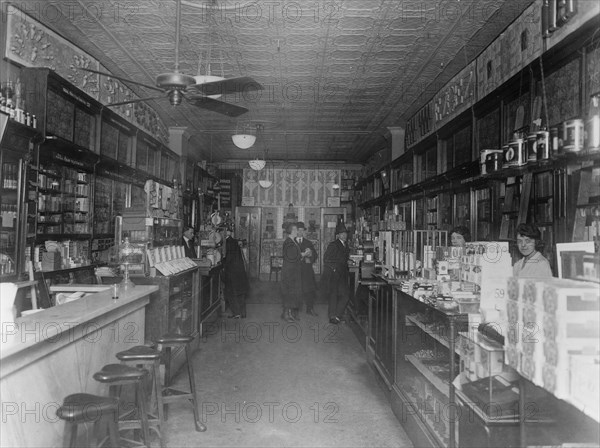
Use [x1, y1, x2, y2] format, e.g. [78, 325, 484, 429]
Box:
[222, 224, 249, 318]
[281, 223, 302, 323]
[296, 222, 318, 317]
[321, 223, 350, 324]
[182, 226, 197, 258]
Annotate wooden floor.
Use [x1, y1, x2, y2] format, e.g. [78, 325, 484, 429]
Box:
[161, 302, 413, 447]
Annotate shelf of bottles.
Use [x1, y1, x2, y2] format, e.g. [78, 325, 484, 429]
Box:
[0, 154, 21, 277]
[30, 161, 92, 270]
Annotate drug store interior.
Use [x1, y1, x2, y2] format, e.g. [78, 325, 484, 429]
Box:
[0, 1, 599, 447]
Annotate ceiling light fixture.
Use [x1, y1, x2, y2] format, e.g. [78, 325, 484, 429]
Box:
[249, 158, 266, 171]
[232, 123, 261, 149]
[258, 179, 273, 188]
[232, 133, 256, 149]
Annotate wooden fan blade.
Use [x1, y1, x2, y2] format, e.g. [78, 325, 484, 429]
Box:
[188, 76, 263, 96]
[188, 96, 249, 117]
[107, 96, 165, 107]
[80, 67, 165, 92]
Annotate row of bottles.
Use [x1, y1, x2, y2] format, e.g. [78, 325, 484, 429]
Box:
[0, 79, 37, 128]
[1, 163, 18, 189]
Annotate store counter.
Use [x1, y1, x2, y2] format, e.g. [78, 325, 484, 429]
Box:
[0, 284, 158, 448]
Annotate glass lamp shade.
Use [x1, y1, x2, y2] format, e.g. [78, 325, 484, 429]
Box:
[248, 159, 266, 171]
[232, 134, 257, 149]
[258, 179, 273, 188]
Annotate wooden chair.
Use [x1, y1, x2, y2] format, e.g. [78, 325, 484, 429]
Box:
[269, 256, 283, 282]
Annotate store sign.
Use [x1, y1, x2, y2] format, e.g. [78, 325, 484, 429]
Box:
[433, 61, 476, 127]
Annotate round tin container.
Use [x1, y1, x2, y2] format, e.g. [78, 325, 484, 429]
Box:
[563, 119, 584, 152]
[536, 130, 550, 160]
[550, 126, 560, 154]
[505, 139, 525, 167]
[526, 133, 538, 163]
[586, 114, 600, 151]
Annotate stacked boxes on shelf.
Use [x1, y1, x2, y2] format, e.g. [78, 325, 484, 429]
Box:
[505, 277, 599, 420]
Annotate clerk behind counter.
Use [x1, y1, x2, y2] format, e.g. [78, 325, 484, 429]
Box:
[513, 223, 553, 278]
[450, 226, 471, 248]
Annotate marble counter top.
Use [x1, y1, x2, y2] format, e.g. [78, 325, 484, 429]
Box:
[0, 284, 158, 377]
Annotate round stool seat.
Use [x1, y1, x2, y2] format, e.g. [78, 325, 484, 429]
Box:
[156, 333, 193, 345]
[57, 393, 118, 423]
[116, 345, 161, 361]
[93, 364, 147, 383]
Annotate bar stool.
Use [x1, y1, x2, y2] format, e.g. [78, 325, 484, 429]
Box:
[156, 333, 206, 432]
[56, 393, 120, 448]
[93, 363, 151, 446]
[116, 345, 164, 447]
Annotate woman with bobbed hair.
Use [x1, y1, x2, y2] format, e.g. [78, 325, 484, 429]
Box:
[450, 226, 471, 247]
[513, 223, 553, 278]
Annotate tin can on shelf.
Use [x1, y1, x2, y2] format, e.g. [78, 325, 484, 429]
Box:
[563, 119, 584, 152]
[485, 152, 503, 173]
[480, 149, 502, 175]
[536, 130, 550, 160]
[504, 139, 526, 167]
[586, 114, 599, 151]
[526, 133, 538, 163]
[550, 126, 561, 154]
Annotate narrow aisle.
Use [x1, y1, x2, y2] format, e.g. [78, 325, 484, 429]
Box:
[165, 304, 413, 448]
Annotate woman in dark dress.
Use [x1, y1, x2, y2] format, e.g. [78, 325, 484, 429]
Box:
[222, 224, 249, 318]
[280, 223, 302, 323]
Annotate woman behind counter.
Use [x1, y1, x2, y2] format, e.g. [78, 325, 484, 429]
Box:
[513, 223, 553, 278]
[450, 226, 471, 247]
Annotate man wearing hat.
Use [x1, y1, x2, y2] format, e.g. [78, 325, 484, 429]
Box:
[295, 222, 318, 317]
[222, 223, 249, 318]
[321, 222, 350, 324]
[281, 222, 302, 323]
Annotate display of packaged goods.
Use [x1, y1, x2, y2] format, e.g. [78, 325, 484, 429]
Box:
[459, 331, 505, 381]
[505, 276, 600, 404]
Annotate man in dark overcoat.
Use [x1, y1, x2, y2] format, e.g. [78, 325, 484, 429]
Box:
[296, 222, 318, 317]
[321, 223, 350, 324]
[281, 223, 302, 322]
[222, 224, 249, 318]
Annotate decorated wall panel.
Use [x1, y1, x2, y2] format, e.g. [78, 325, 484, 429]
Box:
[4, 5, 168, 144]
[243, 168, 341, 207]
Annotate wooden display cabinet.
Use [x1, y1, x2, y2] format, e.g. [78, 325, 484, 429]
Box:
[198, 264, 223, 335]
[20, 68, 101, 151]
[132, 266, 200, 378]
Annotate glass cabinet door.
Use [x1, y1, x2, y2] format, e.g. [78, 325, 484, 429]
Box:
[474, 187, 492, 241]
[169, 274, 194, 335]
[0, 149, 23, 279]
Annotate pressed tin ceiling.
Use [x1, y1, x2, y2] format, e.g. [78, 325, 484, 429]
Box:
[17, 0, 534, 162]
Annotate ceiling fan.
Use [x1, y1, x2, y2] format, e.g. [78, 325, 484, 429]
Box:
[81, 0, 262, 117]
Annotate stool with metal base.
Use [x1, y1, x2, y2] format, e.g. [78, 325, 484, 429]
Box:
[156, 333, 206, 432]
[116, 345, 165, 447]
[56, 393, 120, 448]
[93, 364, 151, 447]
